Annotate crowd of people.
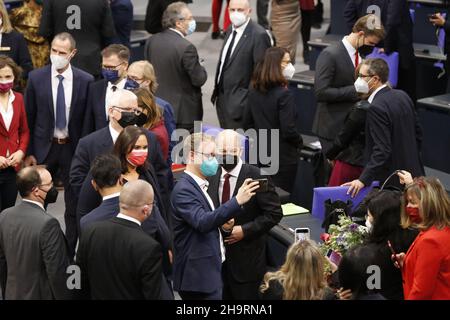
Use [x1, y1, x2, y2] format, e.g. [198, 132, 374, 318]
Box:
[0, 0, 449, 300]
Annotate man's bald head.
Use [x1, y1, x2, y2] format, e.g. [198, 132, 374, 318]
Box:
[108, 89, 138, 109]
[229, 0, 250, 10]
[120, 180, 154, 210]
[229, 0, 251, 27]
[216, 130, 242, 155]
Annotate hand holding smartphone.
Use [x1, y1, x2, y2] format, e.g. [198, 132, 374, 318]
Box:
[387, 240, 403, 269]
[295, 228, 310, 242]
[252, 178, 268, 193]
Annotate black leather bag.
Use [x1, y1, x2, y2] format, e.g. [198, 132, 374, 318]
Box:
[321, 199, 353, 232]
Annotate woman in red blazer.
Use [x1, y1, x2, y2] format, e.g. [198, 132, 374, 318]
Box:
[0, 56, 29, 211]
[395, 176, 450, 300]
[133, 87, 169, 161]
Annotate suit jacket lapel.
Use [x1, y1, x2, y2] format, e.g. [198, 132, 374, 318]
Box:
[207, 170, 221, 208]
[183, 173, 213, 211]
[46, 66, 55, 120]
[338, 42, 356, 75]
[215, 29, 232, 86]
[0, 111, 7, 134]
[233, 165, 247, 197]
[69, 68, 80, 123]
[224, 21, 253, 69]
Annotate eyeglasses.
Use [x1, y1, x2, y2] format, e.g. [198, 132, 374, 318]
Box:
[102, 62, 124, 70]
[194, 151, 216, 159]
[358, 73, 373, 79]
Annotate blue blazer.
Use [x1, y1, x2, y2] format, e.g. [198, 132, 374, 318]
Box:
[109, 0, 134, 48]
[25, 65, 94, 163]
[171, 173, 243, 294]
[69, 126, 170, 213]
[82, 79, 109, 136]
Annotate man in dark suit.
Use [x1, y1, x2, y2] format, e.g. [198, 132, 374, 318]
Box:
[145, 2, 207, 132]
[0, 166, 71, 300]
[171, 133, 259, 300]
[144, 0, 191, 34]
[70, 89, 170, 225]
[344, 59, 425, 197]
[39, 0, 116, 77]
[82, 44, 131, 135]
[108, 0, 133, 48]
[77, 180, 163, 300]
[212, 0, 271, 130]
[314, 14, 384, 154]
[207, 130, 283, 300]
[343, 0, 416, 101]
[24, 32, 94, 257]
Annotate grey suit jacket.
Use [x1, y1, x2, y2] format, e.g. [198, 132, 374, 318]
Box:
[145, 29, 207, 127]
[213, 20, 271, 121]
[0, 201, 71, 300]
[313, 41, 360, 141]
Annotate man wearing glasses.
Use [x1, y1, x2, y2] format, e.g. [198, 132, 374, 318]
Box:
[83, 44, 131, 135]
[0, 166, 72, 300]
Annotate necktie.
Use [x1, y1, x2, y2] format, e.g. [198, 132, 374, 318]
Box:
[355, 51, 359, 69]
[219, 31, 237, 85]
[222, 173, 231, 204]
[55, 74, 66, 130]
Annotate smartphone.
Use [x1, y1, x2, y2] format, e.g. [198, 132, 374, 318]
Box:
[294, 228, 310, 242]
[253, 178, 268, 193]
[387, 240, 400, 267]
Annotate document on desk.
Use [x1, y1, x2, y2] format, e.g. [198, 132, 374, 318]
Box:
[282, 203, 309, 216]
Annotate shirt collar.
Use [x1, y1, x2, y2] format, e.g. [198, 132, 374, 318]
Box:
[103, 192, 121, 201]
[221, 158, 243, 178]
[108, 123, 121, 144]
[116, 213, 141, 226]
[185, 170, 209, 190]
[232, 17, 251, 34]
[368, 84, 388, 103]
[342, 36, 357, 56]
[169, 28, 185, 38]
[22, 199, 45, 211]
[107, 77, 127, 90]
[51, 64, 73, 81]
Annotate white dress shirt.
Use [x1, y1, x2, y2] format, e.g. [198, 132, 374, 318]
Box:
[116, 213, 141, 226]
[105, 77, 127, 120]
[219, 158, 243, 204]
[22, 199, 45, 211]
[0, 90, 15, 132]
[108, 123, 121, 144]
[342, 36, 361, 68]
[52, 64, 73, 139]
[368, 84, 388, 103]
[169, 28, 185, 38]
[185, 170, 226, 263]
[217, 18, 251, 81]
[103, 192, 120, 201]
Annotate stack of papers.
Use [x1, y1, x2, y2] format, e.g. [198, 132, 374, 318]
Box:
[282, 203, 309, 216]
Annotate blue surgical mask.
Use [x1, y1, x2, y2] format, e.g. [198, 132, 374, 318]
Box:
[102, 69, 120, 83]
[124, 78, 140, 90]
[200, 156, 219, 177]
[187, 19, 196, 36]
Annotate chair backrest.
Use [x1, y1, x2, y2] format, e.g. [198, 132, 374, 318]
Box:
[201, 124, 249, 162]
[311, 181, 380, 222]
[366, 48, 399, 87]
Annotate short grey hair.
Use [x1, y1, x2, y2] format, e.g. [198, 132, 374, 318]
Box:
[361, 58, 389, 84]
[108, 89, 137, 109]
[162, 2, 188, 29]
[52, 32, 76, 51]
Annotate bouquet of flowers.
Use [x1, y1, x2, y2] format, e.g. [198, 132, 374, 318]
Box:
[320, 214, 368, 266]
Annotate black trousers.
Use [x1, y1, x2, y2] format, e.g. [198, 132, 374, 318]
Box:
[0, 167, 17, 211]
[43, 142, 77, 258]
[301, 9, 313, 49]
[216, 92, 245, 129]
[315, 138, 334, 187]
[222, 261, 261, 300]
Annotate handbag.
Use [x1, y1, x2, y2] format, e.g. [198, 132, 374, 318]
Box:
[321, 199, 353, 233]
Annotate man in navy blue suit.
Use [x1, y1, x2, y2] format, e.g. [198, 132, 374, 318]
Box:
[82, 44, 130, 136]
[24, 32, 94, 256]
[109, 0, 134, 49]
[70, 89, 170, 227]
[171, 133, 259, 300]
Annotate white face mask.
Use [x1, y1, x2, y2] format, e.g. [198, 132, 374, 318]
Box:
[50, 54, 70, 70]
[365, 219, 373, 231]
[230, 11, 248, 27]
[354, 77, 370, 94]
[282, 63, 296, 80]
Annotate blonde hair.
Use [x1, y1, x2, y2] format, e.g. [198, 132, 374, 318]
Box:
[0, 1, 14, 33]
[260, 240, 328, 300]
[130, 60, 159, 94]
[352, 14, 385, 40]
[401, 177, 450, 230]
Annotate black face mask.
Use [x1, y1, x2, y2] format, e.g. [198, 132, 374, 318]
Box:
[218, 154, 240, 172]
[135, 113, 148, 127]
[40, 186, 59, 209]
[358, 45, 374, 58]
[118, 111, 137, 128]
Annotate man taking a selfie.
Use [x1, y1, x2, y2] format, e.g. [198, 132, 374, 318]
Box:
[207, 130, 283, 300]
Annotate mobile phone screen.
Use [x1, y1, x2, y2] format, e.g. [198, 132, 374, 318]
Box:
[295, 228, 310, 242]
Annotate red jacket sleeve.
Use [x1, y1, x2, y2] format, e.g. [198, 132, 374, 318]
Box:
[17, 94, 30, 154]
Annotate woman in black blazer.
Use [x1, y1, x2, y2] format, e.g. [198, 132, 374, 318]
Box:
[0, 2, 32, 83]
[244, 47, 302, 193]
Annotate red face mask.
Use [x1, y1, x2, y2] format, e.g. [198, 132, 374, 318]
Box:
[0, 81, 13, 93]
[406, 206, 422, 223]
[127, 149, 148, 167]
